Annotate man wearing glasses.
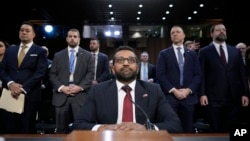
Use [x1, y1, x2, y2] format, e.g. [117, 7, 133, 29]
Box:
[73, 46, 183, 133]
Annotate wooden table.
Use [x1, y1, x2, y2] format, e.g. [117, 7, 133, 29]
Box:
[0, 132, 229, 141]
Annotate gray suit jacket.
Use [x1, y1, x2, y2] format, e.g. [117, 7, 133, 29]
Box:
[49, 47, 94, 106]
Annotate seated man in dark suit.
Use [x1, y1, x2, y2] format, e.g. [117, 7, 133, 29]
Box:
[73, 46, 183, 133]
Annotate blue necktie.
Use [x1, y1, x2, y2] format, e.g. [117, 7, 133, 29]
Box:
[69, 49, 75, 73]
[177, 47, 184, 86]
[143, 63, 148, 81]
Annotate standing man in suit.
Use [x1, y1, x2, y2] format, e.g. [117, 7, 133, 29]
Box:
[49, 28, 94, 133]
[138, 51, 156, 83]
[89, 38, 110, 85]
[235, 42, 247, 65]
[37, 46, 54, 123]
[73, 46, 183, 133]
[156, 25, 201, 133]
[0, 21, 48, 133]
[198, 23, 249, 132]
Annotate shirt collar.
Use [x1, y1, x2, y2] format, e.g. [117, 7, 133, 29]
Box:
[68, 46, 79, 52]
[172, 44, 184, 50]
[116, 79, 136, 91]
[20, 42, 33, 48]
[213, 41, 226, 49]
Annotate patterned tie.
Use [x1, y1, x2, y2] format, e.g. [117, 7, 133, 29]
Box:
[121, 85, 133, 122]
[69, 49, 75, 73]
[18, 45, 28, 67]
[177, 47, 184, 86]
[219, 45, 226, 65]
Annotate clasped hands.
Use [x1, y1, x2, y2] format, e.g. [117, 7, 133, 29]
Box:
[173, 88, 190, 100]
[61, 85, 82, 96]
[98, 122, 146, 131]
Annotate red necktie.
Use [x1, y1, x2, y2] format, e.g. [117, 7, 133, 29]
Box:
[121, 85, 133, 122]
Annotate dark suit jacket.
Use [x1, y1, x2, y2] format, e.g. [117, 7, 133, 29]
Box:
[198, 44, 249, 105]
[156, 46, 201, 104]
[137, 62, 156, 82]
[73, 80, 183, 133]
[0, 44, 48, 102]
[41, 59, 53, 99]
[95, 52, 110, 82]
[49, 47, 94, 107]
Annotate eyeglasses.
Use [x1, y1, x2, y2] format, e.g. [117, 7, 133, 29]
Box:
[114, 57, 137, 64]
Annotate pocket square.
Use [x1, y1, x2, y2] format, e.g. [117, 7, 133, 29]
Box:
[30, 54, 38, 56]
[142, 93, 148, 97]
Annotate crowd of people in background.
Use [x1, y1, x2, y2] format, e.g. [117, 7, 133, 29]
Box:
[0, 21, 249, 134]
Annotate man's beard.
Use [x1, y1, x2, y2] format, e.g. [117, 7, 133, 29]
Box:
[215, 34, 227, 42]
[115, 68, 138, 83]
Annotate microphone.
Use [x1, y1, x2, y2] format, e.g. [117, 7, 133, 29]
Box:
[124, 85, 155, 130]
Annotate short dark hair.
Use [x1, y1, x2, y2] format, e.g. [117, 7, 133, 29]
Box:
[67, 28, 81, 37]
[210, 23, 224, 33]
[112, 46, 139, 65]
[90, 38, 100, 44]
[21, 21, 36, 32]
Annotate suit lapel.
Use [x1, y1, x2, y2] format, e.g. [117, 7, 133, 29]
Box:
[108, 81, 119, 122]
[226, 45, 234, 68]
[62, 49, 70, 71]
[169, 47, 179, 69]
[74, 48, 84, 73]
[19, 45, 34, 67]
[210, 45, 227, 67]
[134, 81, 148, 120]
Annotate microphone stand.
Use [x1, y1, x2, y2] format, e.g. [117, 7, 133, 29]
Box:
[124, 85, 154, 130]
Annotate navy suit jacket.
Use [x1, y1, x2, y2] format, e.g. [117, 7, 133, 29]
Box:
[198, 44, 249, 105]
[156, 46, 201, 104]
[49, 47, 94, 107]
[0, 43, 48, 102]
[73, 80, 183, 133]
[95, 52, 110, 82]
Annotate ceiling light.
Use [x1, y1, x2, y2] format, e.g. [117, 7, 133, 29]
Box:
[137, 11, 141, 15]
[110, 11, 114, 15]
[188, 17, 192, 20]
[44, 25, 53, 33]
[137, 17, 140, 20]
[199, 4, 204, 7]
[139, 4, 143, 8]
[108, 4, 112, 8]
[105, 31, 111, 36]
[166, 11, 170, 14]
[193, 11, 197, 14]
[162, 17, 166, 20]
[114, 31, 120, 36]
[169, 4, 173, 8]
